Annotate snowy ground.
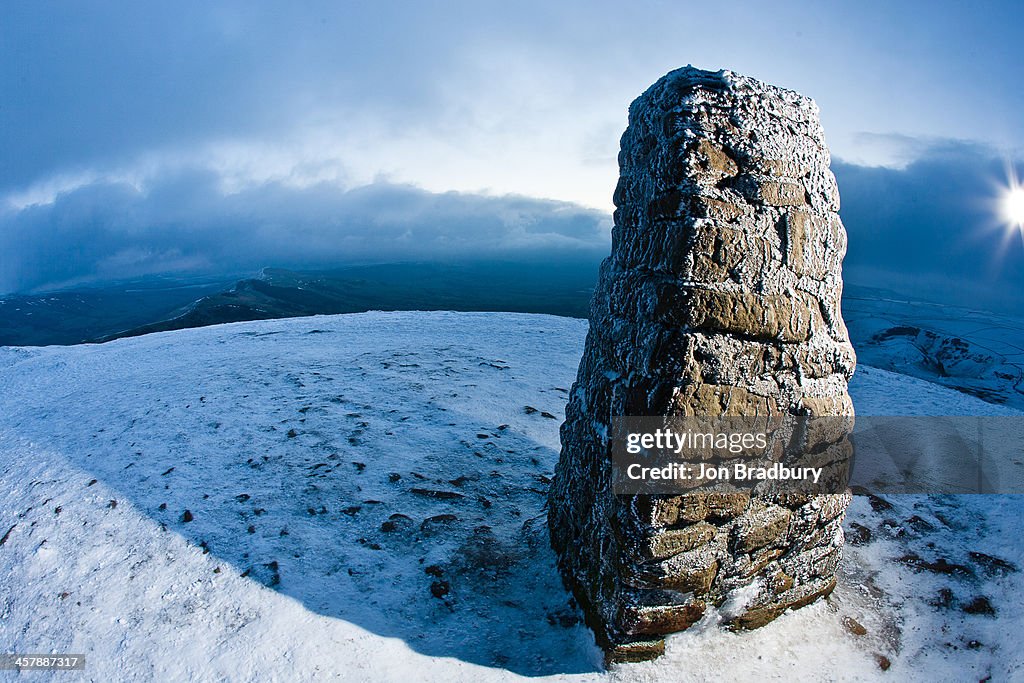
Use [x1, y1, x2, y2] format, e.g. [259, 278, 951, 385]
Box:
[844, 287, 1024, 410]
[0, 311, 1021, 681]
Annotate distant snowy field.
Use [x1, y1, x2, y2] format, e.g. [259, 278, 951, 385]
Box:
[843, 289, 1024, 410]
[0, 311, 1021, 681]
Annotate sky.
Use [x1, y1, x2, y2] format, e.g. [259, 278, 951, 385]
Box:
[1, 0, 1022, 306]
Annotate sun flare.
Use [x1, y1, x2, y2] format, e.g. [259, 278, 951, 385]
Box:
[1002, 185, 1024, 228]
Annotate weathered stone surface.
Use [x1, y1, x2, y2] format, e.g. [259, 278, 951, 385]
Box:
[730, 502, 792, 553]
[620, 601, 707, 636]
[729, 577, 838, 630]
[548, 66, 855, 662]
[634, 521, 716, 561]
[604, 637, 666, 663]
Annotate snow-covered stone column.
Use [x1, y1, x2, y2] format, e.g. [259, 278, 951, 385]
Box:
[548, 67, 856, 662]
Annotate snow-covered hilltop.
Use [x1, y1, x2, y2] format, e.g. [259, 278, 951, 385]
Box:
[0, 312, 1021, 681]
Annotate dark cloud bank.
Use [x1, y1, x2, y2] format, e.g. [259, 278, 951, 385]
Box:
[0, 174, 611, 293]
[833, 142, 1023, 314]
[2, 142, 1022, 315]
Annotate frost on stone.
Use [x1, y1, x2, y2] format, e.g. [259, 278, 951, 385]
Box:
[548, 66, 857, 663]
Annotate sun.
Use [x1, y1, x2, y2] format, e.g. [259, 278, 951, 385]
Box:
[1002, 185, 1024, 228]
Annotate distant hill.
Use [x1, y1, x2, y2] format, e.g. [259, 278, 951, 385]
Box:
[0, 260, 600, 347]
[0, 275, 236, 346]
[105, 260, 599, 341]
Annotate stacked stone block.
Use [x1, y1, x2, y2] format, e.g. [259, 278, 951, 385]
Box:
[548, 67, 856, 662]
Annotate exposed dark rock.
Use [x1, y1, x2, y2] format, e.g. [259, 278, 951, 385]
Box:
[962, 596, 996, 616]
[421, 514, 459, 531]
[842, 616, 868, 636]
[409, 488, 464, 500]
[969, 551, 1018, 577]
[866, 494, 893, 513]
[898, 554, 974, 578]
[381, 513, 414, 533]
[906, 515, 937, 533]
[847, 522, 872, 546]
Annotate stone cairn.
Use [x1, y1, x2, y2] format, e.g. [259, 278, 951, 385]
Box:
[549, 67, 856, 663]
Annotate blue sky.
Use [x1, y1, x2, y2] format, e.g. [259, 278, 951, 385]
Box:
[2, 0, 1022, 304]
